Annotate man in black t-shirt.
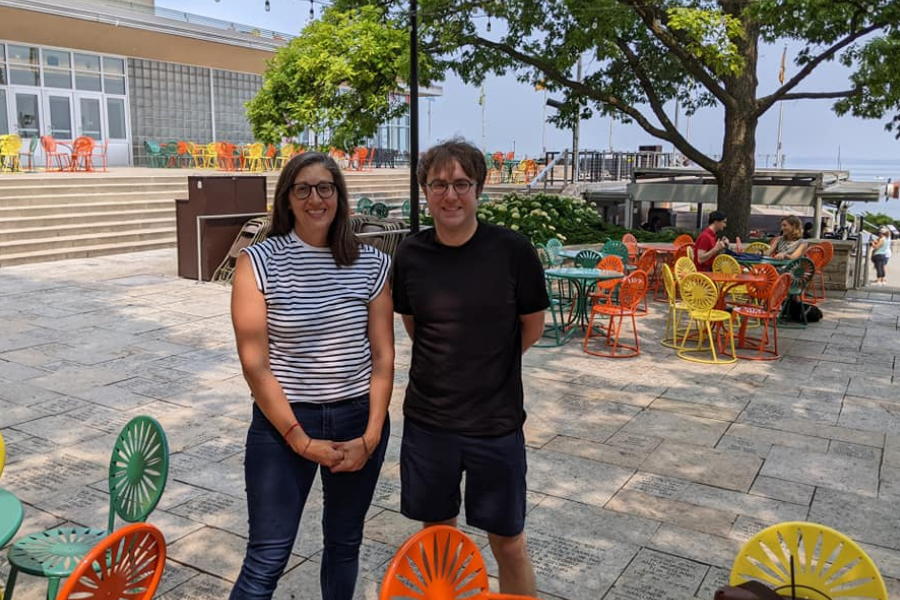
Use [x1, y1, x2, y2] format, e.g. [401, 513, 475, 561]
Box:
[392, 139, 549, 596]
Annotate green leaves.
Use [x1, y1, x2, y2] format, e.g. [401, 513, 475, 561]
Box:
[247, 5, 433, 148]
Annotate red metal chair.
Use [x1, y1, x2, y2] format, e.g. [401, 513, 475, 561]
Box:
[583, 271, 647, 358]
[732, 272, 791, 361]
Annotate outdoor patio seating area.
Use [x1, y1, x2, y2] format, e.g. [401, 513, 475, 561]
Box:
[0, 247, 899, 600]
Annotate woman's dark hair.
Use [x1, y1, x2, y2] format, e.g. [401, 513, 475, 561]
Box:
[268, 152, 359, 266]
[417, 138, 487, 195]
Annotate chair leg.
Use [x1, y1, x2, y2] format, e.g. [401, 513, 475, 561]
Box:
[46, 577, 59, 600]
[5, 566, 18, 600]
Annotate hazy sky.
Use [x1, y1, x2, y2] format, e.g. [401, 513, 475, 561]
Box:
[158, 0, 900, 163]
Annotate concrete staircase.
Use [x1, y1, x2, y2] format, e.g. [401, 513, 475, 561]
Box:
[0, 168, 525, 267]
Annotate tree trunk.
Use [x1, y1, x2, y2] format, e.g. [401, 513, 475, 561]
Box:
[714, 1, 759, 239]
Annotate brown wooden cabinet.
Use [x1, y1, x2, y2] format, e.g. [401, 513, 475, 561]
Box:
[176, 176, 267, 281]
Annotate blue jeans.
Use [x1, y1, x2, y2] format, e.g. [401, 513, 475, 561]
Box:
[229, 397, 389, 600]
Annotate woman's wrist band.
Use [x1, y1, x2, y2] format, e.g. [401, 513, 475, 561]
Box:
[282, 422, 301, 439]
[301, 437, 312, 456]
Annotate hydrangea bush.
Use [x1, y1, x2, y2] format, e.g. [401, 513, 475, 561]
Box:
[475, 192, 604, 245]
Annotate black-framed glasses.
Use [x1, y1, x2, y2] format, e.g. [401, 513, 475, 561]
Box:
[290, 181, 336, 200]
[426, 179, 474, 196]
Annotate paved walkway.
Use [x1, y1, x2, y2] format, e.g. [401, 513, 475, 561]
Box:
[1, 249, 899, 600]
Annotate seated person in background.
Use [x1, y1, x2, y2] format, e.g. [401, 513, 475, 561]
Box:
[694, 210, 729, 270]
[768, 215, 808, 260]
[803, 221, 814, 239]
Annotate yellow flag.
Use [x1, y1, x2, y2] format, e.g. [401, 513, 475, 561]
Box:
[535, 80, 545, 91]
[778, 46, 787, 84]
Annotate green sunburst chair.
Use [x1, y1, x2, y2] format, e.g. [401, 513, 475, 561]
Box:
[4, 415, 169, 600]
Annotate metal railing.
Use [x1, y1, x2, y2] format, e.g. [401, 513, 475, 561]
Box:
[540, 150, 679, 186]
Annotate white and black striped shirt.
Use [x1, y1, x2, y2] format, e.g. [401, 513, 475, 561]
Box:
[242, 230, 390, 404]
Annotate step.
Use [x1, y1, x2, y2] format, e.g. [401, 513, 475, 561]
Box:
[0, 227, 175, 254]
[0, 199, 175, 218]
[0, 208, 175, 229]
[0, 190, 185, 208]
[0, 217, 175, 242]
[0, 181, 187, 197]
[0, 237, 177, 267]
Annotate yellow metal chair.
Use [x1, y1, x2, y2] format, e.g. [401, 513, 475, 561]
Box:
[275, 143, 295, 168]
[745, 241, 771, 254]
[245, 142, 267, 172]
[661, 263, 688, 348]
[730, 521, 887, 600]
[203, 142, 218, 169]
[673, 256, 697, 281]
[677, 272, 736, 364]
[713, 254, 747, 303]
[0, 134, 23, 173]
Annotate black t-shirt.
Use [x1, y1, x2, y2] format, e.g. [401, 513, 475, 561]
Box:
[392, 222, 550, 436]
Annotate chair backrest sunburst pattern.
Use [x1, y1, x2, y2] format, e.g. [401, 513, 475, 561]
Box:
[108, 416, 169, 533]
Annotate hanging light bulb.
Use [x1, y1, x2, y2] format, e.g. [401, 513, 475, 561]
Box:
[487, 16, 491, 31]
[265, 0, 270, 11]
[309, 0, 314, 18]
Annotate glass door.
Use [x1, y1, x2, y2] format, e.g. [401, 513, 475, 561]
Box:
[75, 92, 103, 140]
[43, 91, 74, 141]
[9, 87, 41, 139]
[104, 96, 130, 167]
[0, 89, 9, 135]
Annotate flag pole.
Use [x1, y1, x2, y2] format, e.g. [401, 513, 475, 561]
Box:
[775, 45, 787, 169]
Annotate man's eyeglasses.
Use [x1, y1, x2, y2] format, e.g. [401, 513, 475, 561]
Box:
[426, 180, 474, 196]
[290, 182, 336, 200]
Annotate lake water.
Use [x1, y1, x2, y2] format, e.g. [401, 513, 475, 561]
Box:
[786, 156, 900, 220]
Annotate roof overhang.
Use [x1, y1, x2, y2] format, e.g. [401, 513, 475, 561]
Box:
[627, 167, 883, 207]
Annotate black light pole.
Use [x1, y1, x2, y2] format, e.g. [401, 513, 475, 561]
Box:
[409, 0, 420, 232]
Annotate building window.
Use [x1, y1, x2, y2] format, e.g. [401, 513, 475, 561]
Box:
[43, 49, 72, 89]
[0, 44, 6, 85]
[8, 44, 40, 86]
[107, 97, 126, 139]
[74, 52, 102, 91]
[103, 57, 126, 95]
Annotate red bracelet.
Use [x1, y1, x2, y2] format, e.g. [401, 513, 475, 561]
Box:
[282, 422, 301, 439]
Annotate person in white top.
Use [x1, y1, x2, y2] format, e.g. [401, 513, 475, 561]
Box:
[229, 152, 394, 600]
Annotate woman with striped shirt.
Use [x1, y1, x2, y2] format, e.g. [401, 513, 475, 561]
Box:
[229, 152, 393, 600]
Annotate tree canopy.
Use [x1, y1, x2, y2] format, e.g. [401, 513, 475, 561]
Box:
[331, 0, 900, 235]
[246, 5, 434, 150]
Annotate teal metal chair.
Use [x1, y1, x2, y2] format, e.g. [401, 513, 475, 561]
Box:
[779, 256, 816, 328]
[143, 141, 164, 167]
[4, 416, 169, 600]
[601, 239, 630, 264]
[401, 199, 411, 218]
[370, 202, 390, 218]
[545, 238, 564, 266]
[356, 197, 373, 215]
[536, 276, 575, 347]
[574, 249, 603, 268]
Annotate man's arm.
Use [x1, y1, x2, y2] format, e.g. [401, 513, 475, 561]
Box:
[696, 238, 725, 265]
[520, 311, 544, 353]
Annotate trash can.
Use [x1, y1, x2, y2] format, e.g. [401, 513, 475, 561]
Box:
[176, 175, 268, 281]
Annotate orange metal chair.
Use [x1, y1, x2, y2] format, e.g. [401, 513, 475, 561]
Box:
[622, 232, 637, 244]
[587, 255, 625, 306]
[583, 271, 647, 358]
[673, 242, 694, 264]
[40, 135, 71, 171]
[634, 248, 657, 315]
[55, 523, 166, 600]
[732, 273, 791, 360]
[216, 141, 237, 171]
[673, 233, 694, 247]
[380, 525, 539, 600]
[91, 138, 110, 172]
[804, 244, 828, 304]
[70, 136, 95, 171]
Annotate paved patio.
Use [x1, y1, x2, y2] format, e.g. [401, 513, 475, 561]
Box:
[1, 248, 899, 600]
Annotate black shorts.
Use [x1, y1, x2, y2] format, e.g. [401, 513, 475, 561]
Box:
[400, 418, 527, 537]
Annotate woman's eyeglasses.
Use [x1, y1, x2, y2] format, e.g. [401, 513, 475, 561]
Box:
[290, 182, 336, 200]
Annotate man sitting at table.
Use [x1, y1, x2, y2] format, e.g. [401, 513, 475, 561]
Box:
[694, 210, 730, 270]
